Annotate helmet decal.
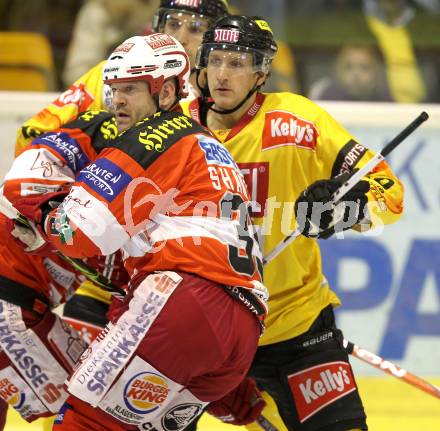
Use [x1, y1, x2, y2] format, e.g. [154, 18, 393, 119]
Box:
[254, 19, 273, 33]
[103, 34, 190, 100]
[146, 33, 179, 50]
[174, 0, 202, 7]
[214, 29, 239, 43]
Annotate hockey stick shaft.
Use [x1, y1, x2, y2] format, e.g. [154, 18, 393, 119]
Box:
[0, 192, 126, 298]
[344, 339, 440, 399]
[263, 111, 429, 265]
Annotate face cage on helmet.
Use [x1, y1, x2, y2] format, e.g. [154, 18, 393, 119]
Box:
[195, 43, 274, 75]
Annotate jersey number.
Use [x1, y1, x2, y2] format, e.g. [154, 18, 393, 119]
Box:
[220, 192, 263, 278]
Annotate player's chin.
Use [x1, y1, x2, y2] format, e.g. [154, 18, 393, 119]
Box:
[213, 93, 238, 110]
[116, 116, 132, 132]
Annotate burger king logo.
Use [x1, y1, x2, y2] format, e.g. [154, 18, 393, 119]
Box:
[0, 378, 25, 409]
[124, 372, 171, 414]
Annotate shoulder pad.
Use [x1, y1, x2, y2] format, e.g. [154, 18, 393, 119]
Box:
[109, 111, 206, 169]
[63, 110, 117, 153]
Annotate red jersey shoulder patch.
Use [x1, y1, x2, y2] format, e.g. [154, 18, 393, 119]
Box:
[287, 361, 356, 423]
[262, 110, 319, 151]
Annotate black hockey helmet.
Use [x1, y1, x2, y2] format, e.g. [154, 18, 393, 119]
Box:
[153, 0, 229, 32]
[196, 15, 278, 74]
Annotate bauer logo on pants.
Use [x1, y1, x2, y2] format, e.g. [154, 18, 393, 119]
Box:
[287, 361, 356, 423]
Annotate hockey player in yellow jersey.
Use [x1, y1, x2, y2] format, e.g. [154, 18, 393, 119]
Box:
[181, 15, 404, 431]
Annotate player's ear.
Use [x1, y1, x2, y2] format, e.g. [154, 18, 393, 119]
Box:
[159, 78, 178, 111]
[256, 71, 268, 88]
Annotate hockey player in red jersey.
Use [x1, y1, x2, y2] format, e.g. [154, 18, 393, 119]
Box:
[0, 109, 131, 426]
[12, 0, 231, 369]
[7, 34, 267, 431]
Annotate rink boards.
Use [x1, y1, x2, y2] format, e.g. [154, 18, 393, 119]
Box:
[0, 93, 439, 405]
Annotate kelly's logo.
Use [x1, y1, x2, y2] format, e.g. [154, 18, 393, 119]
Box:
[287, 361, 356, 423]
[52, 83, 94, 110]
[262, 110, 318, 151]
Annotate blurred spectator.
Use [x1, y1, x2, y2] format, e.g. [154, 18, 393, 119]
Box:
[62, 0, 159, 85]
[363, 0, 428, 102]
[265, 39, 300, 93]
[0, 0, 79, 89]
[309, 44, 392, 101]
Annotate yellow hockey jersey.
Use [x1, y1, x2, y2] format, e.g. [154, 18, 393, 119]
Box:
[16, 61, 107, 155]
[183, 92, 403, 345]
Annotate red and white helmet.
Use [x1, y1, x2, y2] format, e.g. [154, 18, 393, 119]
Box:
[103, 34, 190, 100]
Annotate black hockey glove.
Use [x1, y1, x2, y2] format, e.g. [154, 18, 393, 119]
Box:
[295, 172, 370, 239]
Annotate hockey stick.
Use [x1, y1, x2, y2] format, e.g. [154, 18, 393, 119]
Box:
[344, 339, 440, 399]
[263, 111, 429, 265]
[0, 192, 126, 298]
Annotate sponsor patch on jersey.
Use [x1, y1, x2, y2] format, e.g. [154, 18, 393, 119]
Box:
[68, 274, 180, 407]
[162, 403, 203, 431]
[198, 135, 238, 168]
[0, 367, 47, 419]
[262, 110, 319, 151]
[52, 83, 94, 110]
[124, 372, 171, 414]
[0, 303, 51, 394]
[287, 361, 356, 423]
[48, 206, 75, 244]
[48, 317, 88, 367]
[96, 356, 181, 426]
[214, 29, 240, 43]
[147, 33, 177, 50]
[0, 377, 25, 408]
[20, 183, 61, 196]
[238, 162, 269, 218]
[331, 140, 367, 177]
[77, 158, 132, 202]
[135, 113, 196, 157]
[32, 132, 90, 173]
[100, 119, 119, 140]
[43, 258, 76, 290]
